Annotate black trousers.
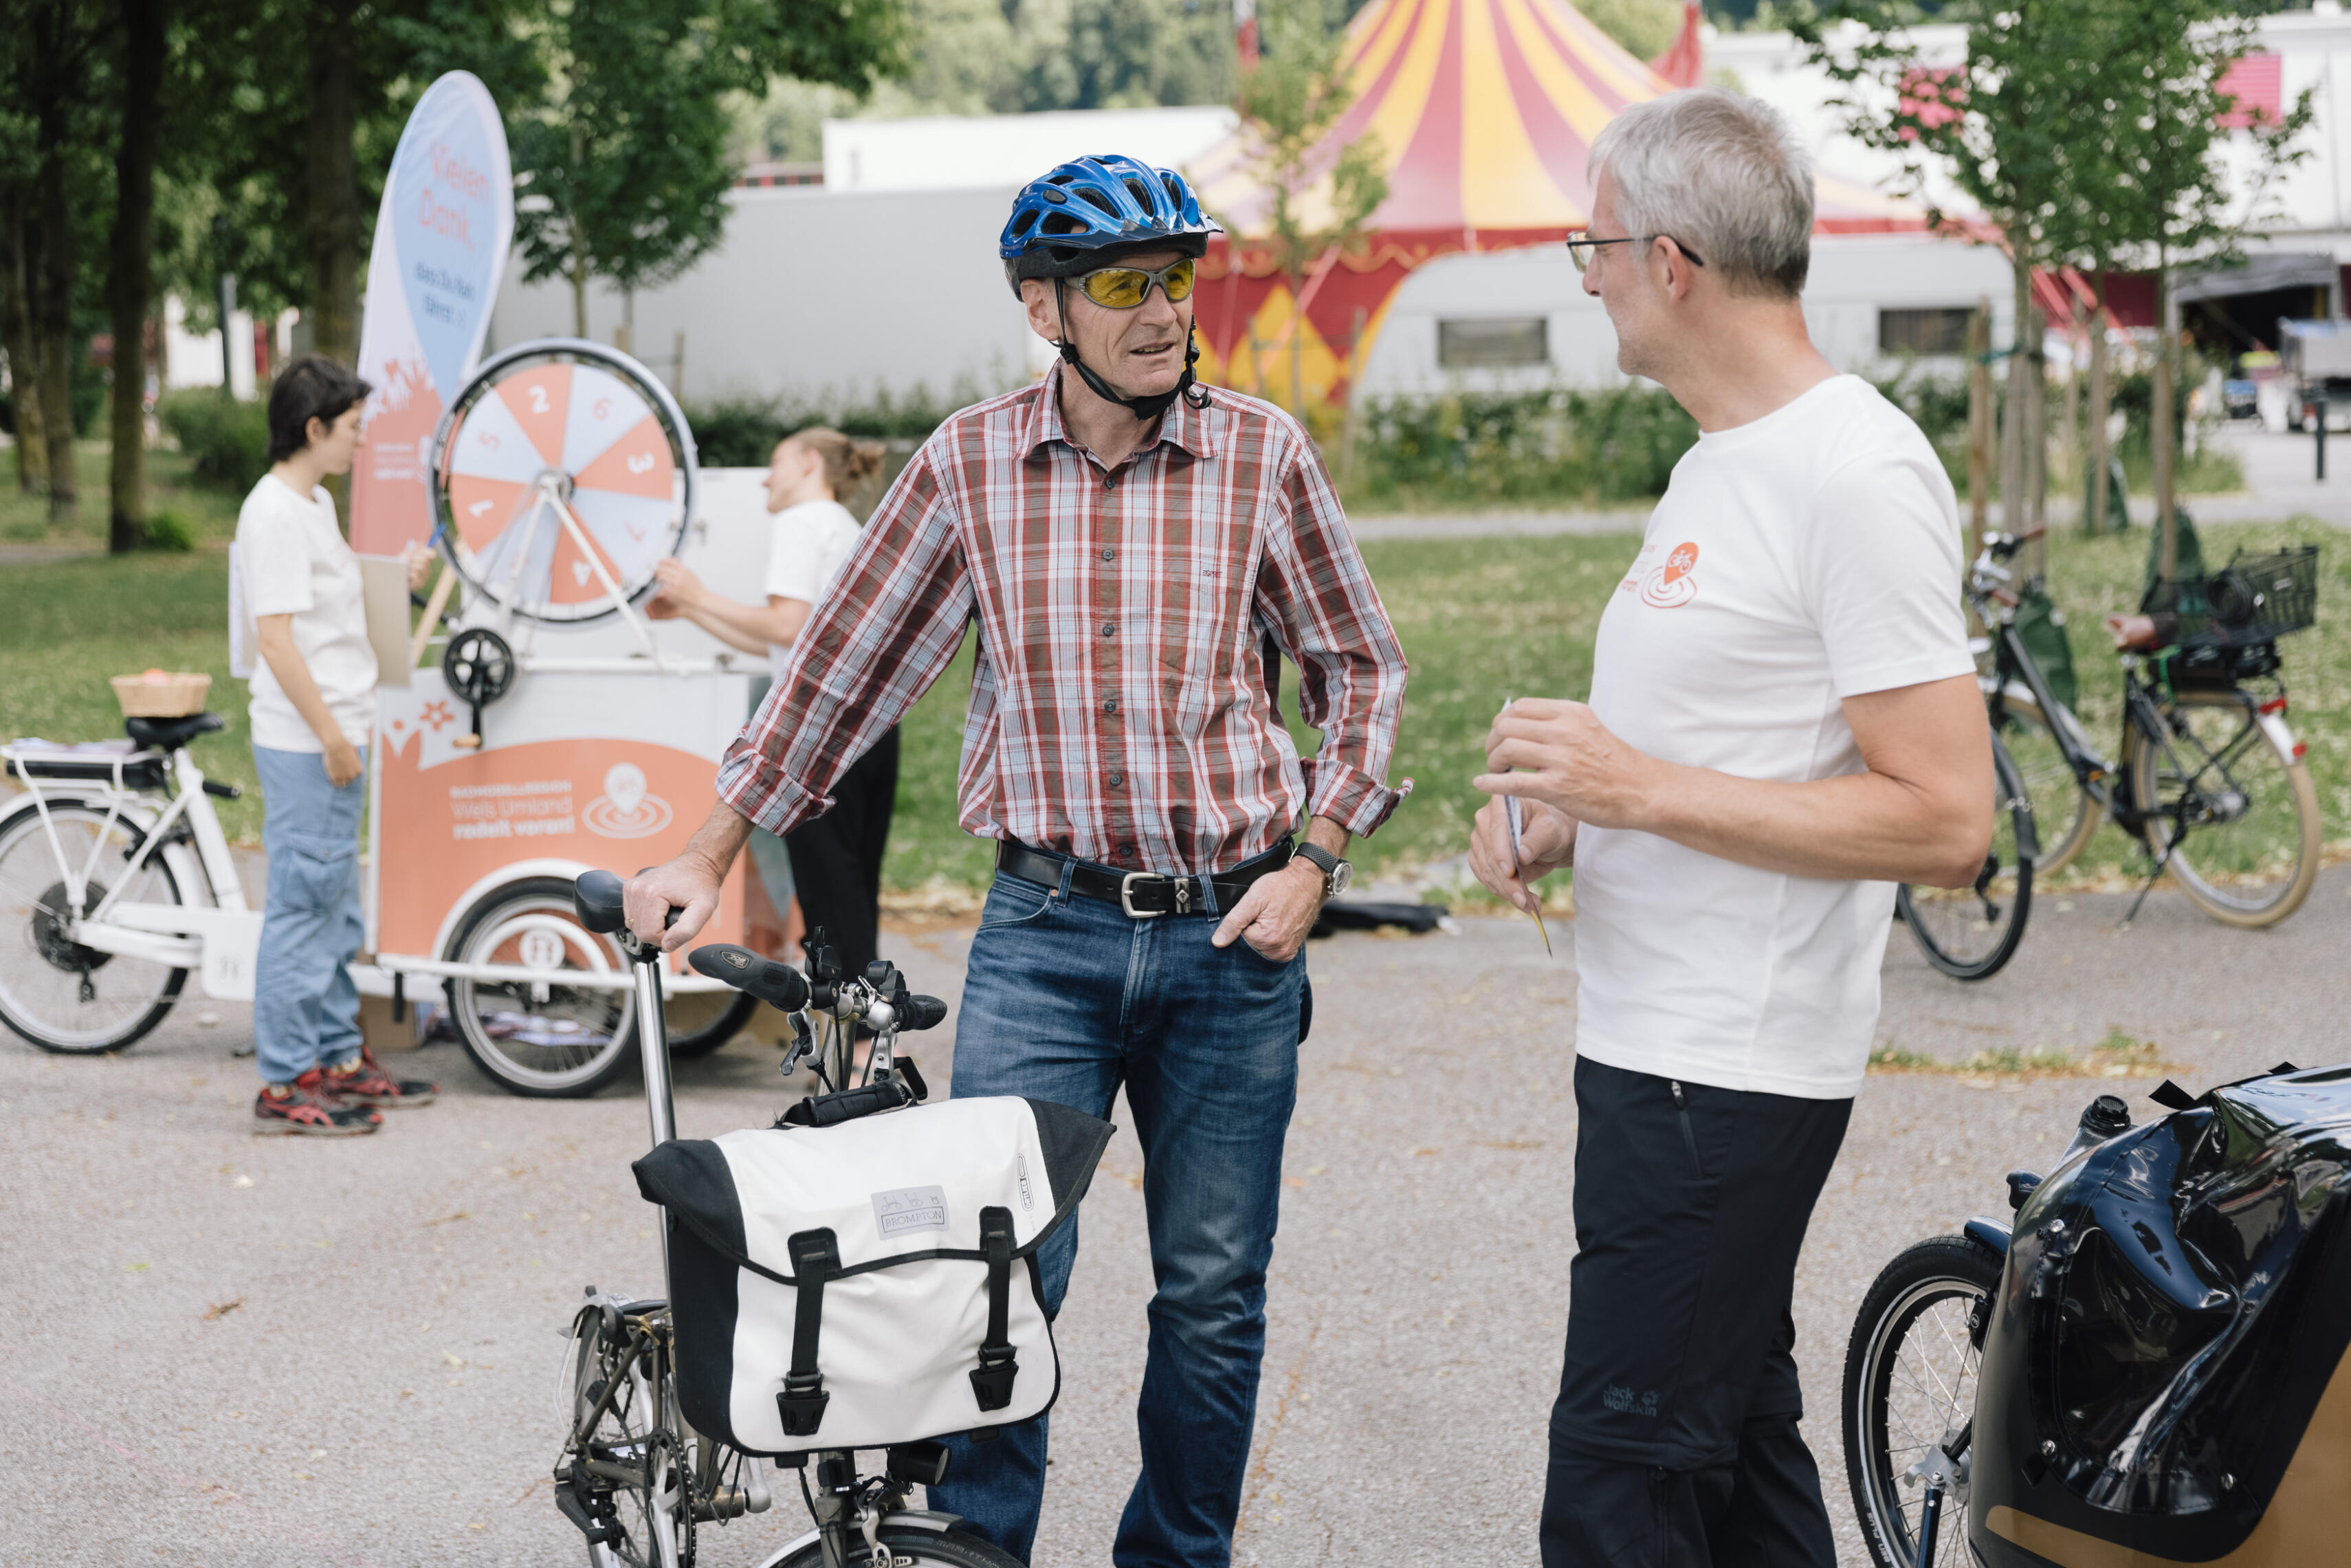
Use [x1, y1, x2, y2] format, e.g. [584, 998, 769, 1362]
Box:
[783, 727, 899, 979]
[1541, 1057, 1851, 1568]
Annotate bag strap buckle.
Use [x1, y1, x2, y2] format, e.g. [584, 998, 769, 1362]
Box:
[970, 1206, 1021, 1411]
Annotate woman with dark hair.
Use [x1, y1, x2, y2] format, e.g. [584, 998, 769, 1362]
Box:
[238, 355, 436, 1134]
[647, 426, 897, 977]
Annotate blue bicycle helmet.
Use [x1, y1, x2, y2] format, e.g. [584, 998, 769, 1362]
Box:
[1002, 155, 1222, 421]
[1000, 155, 1222, 290]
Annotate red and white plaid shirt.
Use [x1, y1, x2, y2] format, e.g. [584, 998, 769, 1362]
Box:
[715, 369, 1410, 876]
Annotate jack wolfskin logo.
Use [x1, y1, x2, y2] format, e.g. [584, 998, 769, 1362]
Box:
[1602, 1385, 1660, 1417]
[1017, 1154, 1034, 1213]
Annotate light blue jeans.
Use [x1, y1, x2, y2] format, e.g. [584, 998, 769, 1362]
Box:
[252, 744, 366, 1085]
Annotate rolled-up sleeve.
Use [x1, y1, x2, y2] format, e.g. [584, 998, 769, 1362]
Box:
[715, 445, 973, 835]
[1252, 438, 1411, 838]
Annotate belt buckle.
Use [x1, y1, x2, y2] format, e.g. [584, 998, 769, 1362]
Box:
[1120, 871, 1170, 918]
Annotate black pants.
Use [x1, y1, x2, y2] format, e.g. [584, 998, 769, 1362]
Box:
[783, 727, 899, 978]
[1541, 1057, 1851, 1568]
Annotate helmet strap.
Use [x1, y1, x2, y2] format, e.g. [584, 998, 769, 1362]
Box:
[1053, 278, 1209, 422]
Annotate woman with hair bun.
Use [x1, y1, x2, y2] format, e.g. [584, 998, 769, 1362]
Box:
[648, 427, 898, 978]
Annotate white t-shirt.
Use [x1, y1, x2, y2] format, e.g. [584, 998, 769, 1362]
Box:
[236, 474, 377, 753]
[1571, 375, 1973, 1101]
[763, 498, 864, 680]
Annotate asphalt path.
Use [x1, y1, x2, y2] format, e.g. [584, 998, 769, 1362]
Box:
[4, 865, 2345, 1567]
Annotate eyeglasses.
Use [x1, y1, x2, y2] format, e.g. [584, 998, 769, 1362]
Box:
[1565, 232, 1706, 274]
[1073, 258, 1196, 308]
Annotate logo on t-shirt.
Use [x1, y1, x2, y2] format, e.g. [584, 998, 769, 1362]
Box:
[1638, 541, 1700, 610]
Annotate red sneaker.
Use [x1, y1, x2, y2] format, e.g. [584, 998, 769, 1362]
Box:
[254, 1081, 379, 1136]
[316, 1047, 439, 1109]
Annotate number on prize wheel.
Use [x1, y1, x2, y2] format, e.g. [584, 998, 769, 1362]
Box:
[428, 339, 697, 624]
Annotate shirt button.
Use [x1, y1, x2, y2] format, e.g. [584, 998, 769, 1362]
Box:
[1104, 476, 1119, 492]
[1120, 843, 1136, 857]
[1101, 547, 1115, 561]
[1103, 698, 1119, 714]
[1107, 771, 1124, 787]
[1101, 622, 1116, 638]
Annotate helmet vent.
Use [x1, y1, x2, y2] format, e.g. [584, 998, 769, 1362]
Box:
[1041, 212, 1084, 236]
[1123, 178, 1155, 214]
[1074, 187, 1116, 218]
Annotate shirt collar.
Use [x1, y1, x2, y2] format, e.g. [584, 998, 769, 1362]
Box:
[1021, 362, 1217, 464]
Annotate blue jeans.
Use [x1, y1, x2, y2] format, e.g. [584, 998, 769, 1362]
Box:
[252, 744, 366, 1085]
[929, 859, 1305, 1568]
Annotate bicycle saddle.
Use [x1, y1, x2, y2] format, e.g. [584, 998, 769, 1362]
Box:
[573, 870, 629, 934]
[124, 711, 225, 751]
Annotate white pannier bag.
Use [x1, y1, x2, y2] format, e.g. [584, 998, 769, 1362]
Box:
[633, 1095, 1113, 1454]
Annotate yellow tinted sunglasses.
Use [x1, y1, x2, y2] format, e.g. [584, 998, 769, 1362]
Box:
[1076, 258, 1196, 308]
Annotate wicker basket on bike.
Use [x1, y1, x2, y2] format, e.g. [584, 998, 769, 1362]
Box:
[634, 1096, 1113, 1455]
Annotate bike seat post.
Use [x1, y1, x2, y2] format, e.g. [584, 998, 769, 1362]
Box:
[627, 936, 678, 1290]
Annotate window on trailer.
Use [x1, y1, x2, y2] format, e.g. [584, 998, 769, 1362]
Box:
[1879, 307, 1975, 355]
[1439, 318, 1549, 368]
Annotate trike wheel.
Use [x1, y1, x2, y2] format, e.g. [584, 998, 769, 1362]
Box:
[0, 800, 188, 1053]
[445, 876, 639, 1096]
[1843, 1235, 2002, 1568]
[662, 989, 757, 1059]
[2127, 685, 2321, 927]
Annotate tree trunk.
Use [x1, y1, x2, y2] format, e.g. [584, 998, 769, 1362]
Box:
[1967, 298, 1991, 556]
[305, 0, 361, 367]
[2086, 281, 2110, 536]
[107, 0, 168, 554]
[1, 204, 49, 496]
[2000, 257, 2030, 531]
[569, 118, 590, 338]
[34, 121, 78, 518]
[2025, 303, 2047, 577]
[2154, 255, 2177, 581]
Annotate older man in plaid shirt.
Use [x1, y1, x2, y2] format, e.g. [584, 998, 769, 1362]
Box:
[626, 154, 1409, 1567]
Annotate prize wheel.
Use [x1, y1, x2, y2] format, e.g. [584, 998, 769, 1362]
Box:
[429, 338, 696, 625]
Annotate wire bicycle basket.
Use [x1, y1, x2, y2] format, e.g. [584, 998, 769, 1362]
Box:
[2143, 545, 2319, 650]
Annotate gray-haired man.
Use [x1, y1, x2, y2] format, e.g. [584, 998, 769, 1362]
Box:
[1468, 90, 1991, 1565]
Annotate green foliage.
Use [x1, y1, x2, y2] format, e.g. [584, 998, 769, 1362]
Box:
[142, 510, 197, 552]
[1228, 0, 1389, 283]
[513, 0, 902, 322]
[159, 392, 271, 492]
[1578, 0, 1684, 61]
[683, 379, 998, 466]
[1345, 387, 1699, 509]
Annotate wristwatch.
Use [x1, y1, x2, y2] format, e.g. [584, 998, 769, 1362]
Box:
[1293, 841, 1352, 898]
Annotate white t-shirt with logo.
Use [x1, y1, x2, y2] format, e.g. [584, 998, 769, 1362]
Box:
[236, 474, 377, 753]
[1571, 374, 1973, 1101]
[763, 498, 864, 681]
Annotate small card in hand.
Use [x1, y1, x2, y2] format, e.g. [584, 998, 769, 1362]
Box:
[1497, 699, 1551, 958]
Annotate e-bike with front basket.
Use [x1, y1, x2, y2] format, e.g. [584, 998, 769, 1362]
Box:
[553, 870, 1022, 1568]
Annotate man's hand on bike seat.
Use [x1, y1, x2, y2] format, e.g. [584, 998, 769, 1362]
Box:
[626, 857, 721, 951]
[2104, 611, 2176, 653]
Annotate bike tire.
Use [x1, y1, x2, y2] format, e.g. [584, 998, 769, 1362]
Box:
[0, 799, 189, 1053]
[445, 875, 641, 1097]
[1897, 735, 2033, 982]
[2126, 685, 2321, 928]
[766, 1524, 1026, 1568]
[1843, 1234, 2004, 1568]
[1992, 694, 2101, 876]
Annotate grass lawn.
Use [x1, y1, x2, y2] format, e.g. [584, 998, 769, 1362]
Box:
[3, 439, 246, 549]
[8, 478, 2344, 900]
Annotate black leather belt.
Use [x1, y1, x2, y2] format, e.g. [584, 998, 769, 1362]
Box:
[995, 838, 1295, 918]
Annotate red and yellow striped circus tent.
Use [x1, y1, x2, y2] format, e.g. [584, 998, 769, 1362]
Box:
[1183, 0, 1923, 401]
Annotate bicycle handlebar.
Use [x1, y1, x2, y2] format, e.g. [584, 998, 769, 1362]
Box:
[687, 943, 812, 1012]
